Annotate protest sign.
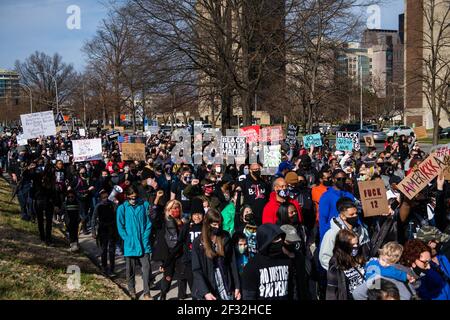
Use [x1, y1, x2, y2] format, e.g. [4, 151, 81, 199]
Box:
[107, 131, 120, 141]
[430, 143, 450, 158]
[20, 111, 57, 139]
[240, 125, 260, 144]
[260, 126, 284, 143]
[262, 145, 281, 168]
[285, 124, 299, 145]
[79, 128, 86, 137]
[121, 143, 146, 161]
[56, 151, 70, 164]
[397, 152, 449, 199]
[414, 126, 428, 139]
[336, 131, 360, 151]
[303, 133, 323, 148]
[72, 139, 102, 162]
[221, 136, 246, 157]
[55, 112, 66, 126]
[364, 134, 375, 147]
[358, 180, 389, 217]
[17, 134, 28, 146]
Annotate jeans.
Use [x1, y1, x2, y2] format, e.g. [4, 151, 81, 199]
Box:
[99, 233, 116, 271]
[17, 183, 31, 220]
[126, 254, 152, 295]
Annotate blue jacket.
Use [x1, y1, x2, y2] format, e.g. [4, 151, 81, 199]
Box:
[365, 258, 408, 282]
[318, 187, 355, 242]
[418, 255, 450, 300]
[117, 200, 152, 257]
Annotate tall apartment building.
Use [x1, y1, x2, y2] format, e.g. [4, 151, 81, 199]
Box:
[0, 69, 20, 102]
[361, 28, 404, 98]
[336, 42, 373, 89]
[404, 0, 450, 128]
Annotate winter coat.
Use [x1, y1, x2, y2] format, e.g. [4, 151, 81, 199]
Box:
[116, 199, 152, 257]
[262, 192, 303, 225]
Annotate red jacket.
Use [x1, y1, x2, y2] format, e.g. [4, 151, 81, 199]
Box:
[262, 192, 303, 224]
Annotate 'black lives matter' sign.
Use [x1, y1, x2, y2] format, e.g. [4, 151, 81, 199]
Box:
[221, 136, 246, 157]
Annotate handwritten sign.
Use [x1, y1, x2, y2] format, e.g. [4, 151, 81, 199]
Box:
[17, 134, 28, 146]
[72, 139, 103, 162]
[358, 180, 389, 217]
[79, 128, 86, 137]
[221, 136, 246, 157]
[20, 111, 57, 139]
[336, 131, 360, 151]
[286, 124, 299, 145]
[397, 153, 449, 199]
[414, 126, 428, 139]
[56, 151, 70, 164]
[260, 126, 284, 143]
[364, 134, 375, 147]
[303, 133, 322, 148]
[121, 143, 146, 161]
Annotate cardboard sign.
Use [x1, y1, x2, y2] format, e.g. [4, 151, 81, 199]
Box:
[358, 180, 389, 217]
[431, 143, 450, 158]
[221, 136, 246, 157]
[303, 133, 323, 148]
[414, 126, 428, 139]
[240, 125, 260, 144]
[336, 131, 360, 151]
[121, 143, 146, 161]
[286, 124, 299, 145]
[397, 153, 449, 199]
[364, 134, 375, 147]
[72, 139, 103, 162]
[20, 111, 57, 139]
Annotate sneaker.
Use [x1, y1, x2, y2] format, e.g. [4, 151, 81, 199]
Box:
[130, 292, 137, 300]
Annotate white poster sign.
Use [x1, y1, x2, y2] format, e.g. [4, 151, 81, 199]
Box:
[72, 139, 102, 162]
[20, 111, 57, 139]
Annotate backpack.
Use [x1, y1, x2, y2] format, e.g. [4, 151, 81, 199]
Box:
[369, 215, 398, 257]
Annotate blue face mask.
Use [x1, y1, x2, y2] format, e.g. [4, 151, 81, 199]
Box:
[243, 168, 250, 175]
[277, 189, 289, 199]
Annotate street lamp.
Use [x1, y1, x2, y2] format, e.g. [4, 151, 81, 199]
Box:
[18, 83, 33, 113]
[38, 71, 59, 115]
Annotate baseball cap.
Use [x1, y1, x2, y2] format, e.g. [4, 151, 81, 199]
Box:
[280, 225, 301, 243]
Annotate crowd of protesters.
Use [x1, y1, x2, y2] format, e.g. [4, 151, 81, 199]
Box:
[0, 125, 449, 301]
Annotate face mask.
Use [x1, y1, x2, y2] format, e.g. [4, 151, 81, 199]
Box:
[277, 189, 289, 199]
[268, 241, 284, 257]
[323, 180, 333, 187]
[244, 212, 254, 223]
[252, 170, 261, 178]
[183, 175, 192, 183]
[129, 199, 137, 206]
[170, 208, 181, 219]
[346, 216, 359, 228]
[224, 193, 231, 202]
[203, 185, 214, 195]
[238, 245, 247, 255]
[298, 181, 307, 189]
[210, 226, 221, 236]
[165, 167, 171, 173]
[124, 167, 130, 173]
[290, 214, 299, 226]
[243, 168, 249, 175]
[412, 266, 427, 278]
[284, 242, 298, 253]
[351, 246, 359, 257]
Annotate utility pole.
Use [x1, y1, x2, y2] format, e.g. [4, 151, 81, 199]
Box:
[360, 56, 363, 130]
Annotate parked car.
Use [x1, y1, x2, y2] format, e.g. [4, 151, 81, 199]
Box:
[386, 126, 414, 137]
[357, 128, 387, 142]
[439, 126, 450, 139]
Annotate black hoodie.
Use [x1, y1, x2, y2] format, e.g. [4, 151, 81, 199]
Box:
[241, 224, 294, 300]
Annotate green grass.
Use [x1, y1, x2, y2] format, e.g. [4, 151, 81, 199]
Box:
[0, 178, 129, 300]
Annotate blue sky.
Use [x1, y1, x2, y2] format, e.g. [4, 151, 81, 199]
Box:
[0, 0, 405, 72]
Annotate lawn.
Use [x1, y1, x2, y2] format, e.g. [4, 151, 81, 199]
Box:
[0, 177, 129, 300]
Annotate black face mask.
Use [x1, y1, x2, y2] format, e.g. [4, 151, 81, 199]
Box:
[290, 214, 299, 226]
[211, 226, 221, 236]
[284, 242, 298, 253]
[298, 181, 307, 189]
[412, 266, 427, 278]
[346, 216, 359, 228]
[323, 180, 333, 187]
[268, 241, 284, 257]
[252, 170, 261, 178]
[244, 213, 255, 223]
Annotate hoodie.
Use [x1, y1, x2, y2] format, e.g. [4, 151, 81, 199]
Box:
[318, 187, 355, 242]
[319, 216, 370, 271]
[241, 224, 294, 300]
[262, 192, 303, 225]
